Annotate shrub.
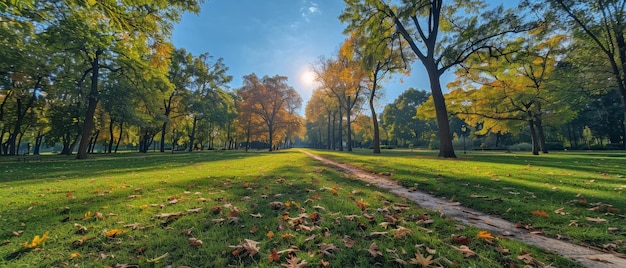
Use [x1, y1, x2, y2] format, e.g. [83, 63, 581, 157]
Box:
[508, 143, 532, 151]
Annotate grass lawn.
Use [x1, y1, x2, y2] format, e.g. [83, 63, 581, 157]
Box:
[0, 150, 579, 267]
[306, 148, 626, 256]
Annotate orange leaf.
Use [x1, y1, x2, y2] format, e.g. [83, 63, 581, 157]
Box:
[477, 230, 494, 240]
[531, 210, 549, 218]
[269, 248, 280, 262]
[266, 231, 274, 240]
[105, 229, 123, 237]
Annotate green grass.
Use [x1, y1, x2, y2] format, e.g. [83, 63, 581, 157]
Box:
[1, 150, 579, 267]
[306, 148, 626, 254]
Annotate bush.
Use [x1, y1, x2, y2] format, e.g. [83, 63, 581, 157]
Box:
[508, 143, 532, 151]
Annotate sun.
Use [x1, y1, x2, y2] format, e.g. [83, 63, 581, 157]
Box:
[301, 70, 316, 86]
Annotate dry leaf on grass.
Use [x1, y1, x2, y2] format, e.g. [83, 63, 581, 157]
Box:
[319, 243, 339, 256]
[367, 242, 383, 257]
[586, 217, 607, 223]
[409, 252, 436, 267]
[531, 210, 549, 218]
[281, 256, 308, 268]
[342, 236, 356, 248]
[451, 245, 476, 257]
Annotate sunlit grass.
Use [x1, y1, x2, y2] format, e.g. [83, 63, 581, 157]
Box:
[0, 150, 578, 267]
[307, 148, 626, 254]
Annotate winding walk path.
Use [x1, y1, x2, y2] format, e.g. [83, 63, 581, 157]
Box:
[301, 150, 626, 268]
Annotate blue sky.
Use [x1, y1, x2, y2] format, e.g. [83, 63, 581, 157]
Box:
[172, 0, 509, 114]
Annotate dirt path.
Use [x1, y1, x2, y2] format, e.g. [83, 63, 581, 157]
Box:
[302, 151, 626, 268]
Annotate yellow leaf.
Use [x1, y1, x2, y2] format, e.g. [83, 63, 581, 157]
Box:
[70, 252, 80, 259]
[266, 231, 274, 240]
[105, 229, 123, 237]
[22, 231, 49, 248]
[477, 230, 494, 240]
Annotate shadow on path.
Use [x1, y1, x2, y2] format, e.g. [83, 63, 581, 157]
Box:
[301, 150, 626, 268]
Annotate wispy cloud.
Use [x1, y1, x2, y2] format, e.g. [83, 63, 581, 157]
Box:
[300, 1, 321, 22]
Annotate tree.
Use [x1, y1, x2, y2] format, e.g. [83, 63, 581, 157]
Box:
[382, 88, 433, 148]
[341, 0, 530, 158]
[444, 32, 575, 154]
[313, 49, 366, 152]
[237, 74, 302, 151]
[41, 0, 202, 159]
[525, 0, 626, 148]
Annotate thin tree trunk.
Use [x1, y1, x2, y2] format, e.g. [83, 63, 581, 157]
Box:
[346, 96, 352, 152]
[115, 121, 123, 153]
[338, 108, 343, 151]
[33, 131, 43, 155]
[77, 49, 102, 159]
[370, 76, 381, 154]
[188, 116, 197, 152]
[108, 118, 115, 153]
[529, 119, 539, 155]
[535, 117, 548, 153]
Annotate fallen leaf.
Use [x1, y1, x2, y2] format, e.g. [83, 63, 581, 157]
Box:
[451, 245, 476, 257]
[250, 213, 263, 218]
[367, 242, 383, 257]
[477, 230, 494, 240]
[281, 256, 308, 268]
[105, 229, 123, 237]
[531, 210, 549, 218]
[188, 237, 203, 247]
[408, 252, 436, 266]
[586, 256, 613, 263]
[269, 248, 280, 262]
[342, 236, 356, 248]
[451, 234, 471, 245]
[586, 217, 607, 223]
[22, 231, 49, 249]
[267, 231, 275, 240]
[319, 243, 339, 256]
[70, 252, 80, 259]
[551, 207, 566, 216]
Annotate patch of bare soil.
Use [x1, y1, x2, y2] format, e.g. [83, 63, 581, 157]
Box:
[303, 151, 626, 268]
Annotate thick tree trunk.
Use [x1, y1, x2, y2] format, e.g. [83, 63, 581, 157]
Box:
[535, 117, 548, 153]
[268, 126, 274, 152]
[77, 50, 102, 159]
[33, 131, 43, 155]
[426, 65, 456, 158]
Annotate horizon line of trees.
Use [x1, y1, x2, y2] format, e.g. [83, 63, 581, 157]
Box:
[1, 1, 304, 158]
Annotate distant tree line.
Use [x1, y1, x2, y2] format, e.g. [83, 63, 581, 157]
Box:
[0, 1, 303, 157]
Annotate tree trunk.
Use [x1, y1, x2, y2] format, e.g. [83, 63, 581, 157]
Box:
[188, 116, 197, 152]
[338, 108, 343, 151]
[346, 96, 352, 152]
[426, 64, 456, 158]
[327, 110, 331, 150]
[33, 131, 43, 155]
[370, 78, 381, 154]
[77, 49, 102, 159]
[108, 118, 115, 153]
[268, 125, 274, 151]
[115, 121, 123, 153]
[528, 119, 539, 155]
[534, 117, 548, 153]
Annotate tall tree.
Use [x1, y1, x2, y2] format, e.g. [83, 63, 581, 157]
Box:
[524, 0, 626, 148]
[41, 0, 202, 159]
[382, 88, 433, 147]
[341, 0, 530, 158]
[237, 74, 302, 151]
